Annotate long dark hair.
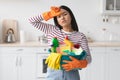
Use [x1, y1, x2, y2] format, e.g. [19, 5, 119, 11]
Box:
[53, 5, 79, 31]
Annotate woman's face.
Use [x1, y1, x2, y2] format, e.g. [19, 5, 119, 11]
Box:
[57, 9, 72, 28]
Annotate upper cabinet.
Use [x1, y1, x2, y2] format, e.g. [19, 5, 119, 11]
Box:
[101, 0, 120, 15]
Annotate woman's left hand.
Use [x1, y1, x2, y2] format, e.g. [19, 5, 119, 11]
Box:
[62, 56, 88, 71]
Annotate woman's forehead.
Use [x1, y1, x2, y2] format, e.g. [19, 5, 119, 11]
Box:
[60, 9, 69, 14]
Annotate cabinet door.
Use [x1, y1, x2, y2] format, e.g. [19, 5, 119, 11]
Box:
[0, 47, 36, 80]
[101, 0, 120, 15]
[0, 48, 18, 80]
[116, 0, 120, 10]
[16, 48, 36, 80]
[106, 47, 120, 80]
[80, 47, 106, 80]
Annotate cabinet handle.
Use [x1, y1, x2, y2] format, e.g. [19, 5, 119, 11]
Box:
[17, 49, 23, 51]
[44, 48, 47, 51]
[113, 49, 120, 51]
[16, 56, 18, 66]
[19, 57, 22, 66]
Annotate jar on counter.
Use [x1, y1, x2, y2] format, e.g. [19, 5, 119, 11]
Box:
[38, 35, 48, 44]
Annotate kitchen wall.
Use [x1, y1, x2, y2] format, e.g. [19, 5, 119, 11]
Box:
[0, 0, 120, 42]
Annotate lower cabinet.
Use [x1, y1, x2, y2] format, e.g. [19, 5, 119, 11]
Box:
[0, 50, 18, 80]
[80, 47, 106, 80]
[0, 47, 36, 80]
[0, 46, 120, 80]
[80, 47, 120, 80]
[105, 47, 120, 80]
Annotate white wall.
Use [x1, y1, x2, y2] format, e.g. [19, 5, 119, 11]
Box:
[0, 0, 120, 42]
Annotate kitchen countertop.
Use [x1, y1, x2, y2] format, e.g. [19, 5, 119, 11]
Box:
[1, 41, 120, 47]
[88, 42, 120, 47]
[0, 42, 48, 47]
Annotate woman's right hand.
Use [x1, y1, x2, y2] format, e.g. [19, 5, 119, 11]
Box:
[42, 6, 61, 21]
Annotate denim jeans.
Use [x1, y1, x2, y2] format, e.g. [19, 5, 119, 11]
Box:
[46, 68, 80, 80]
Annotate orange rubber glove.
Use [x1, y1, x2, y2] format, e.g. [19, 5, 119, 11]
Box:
[42, 6, 61, 21]
[62, 56, 88, 71]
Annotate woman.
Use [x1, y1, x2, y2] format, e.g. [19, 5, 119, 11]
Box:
[29, 5, 91, 80]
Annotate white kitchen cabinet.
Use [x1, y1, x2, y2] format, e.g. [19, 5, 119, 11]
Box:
[0, 47, 36, 80]
[1, 45, 120, 80]
[101, 0, 120, 15]
[80, 47, 107, 80]
[81, 46, 120, 80]
[105, 47, 120, 80]
[0, 48, 17, 80]
[17, 48, 36, 80]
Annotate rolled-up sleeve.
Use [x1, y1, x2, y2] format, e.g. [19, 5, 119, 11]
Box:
[29, 14, 56, 34]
